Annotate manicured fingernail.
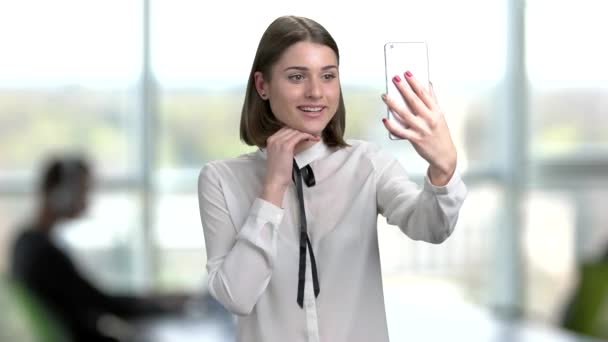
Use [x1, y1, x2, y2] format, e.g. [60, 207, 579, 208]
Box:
[392, 75, 401, 83]
[405, 70, 413, 78]
[381, 94, 387, 101]
[382, 118, 387, 124]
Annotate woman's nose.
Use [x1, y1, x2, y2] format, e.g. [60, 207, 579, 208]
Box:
[305, 79, 322, 99]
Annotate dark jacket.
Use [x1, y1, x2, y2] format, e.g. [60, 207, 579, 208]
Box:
[10, 228, 161, 342]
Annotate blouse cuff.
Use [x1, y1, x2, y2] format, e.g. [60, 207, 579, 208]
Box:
[250, 198, 284, 226]
[236, 198, 284, 253]
[423, 169, 464, 195]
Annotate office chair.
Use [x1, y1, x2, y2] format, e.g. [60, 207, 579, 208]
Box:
[562, 262, 608, 339]
[2, 275, 71, 342]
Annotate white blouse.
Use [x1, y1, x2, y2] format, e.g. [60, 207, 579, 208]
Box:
[198, 139, 467, 342]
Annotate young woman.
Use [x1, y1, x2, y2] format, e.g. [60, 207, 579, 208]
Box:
[198, 15, 467, 342]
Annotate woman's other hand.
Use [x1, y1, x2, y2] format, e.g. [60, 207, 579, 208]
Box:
[261, 127, 320, 207]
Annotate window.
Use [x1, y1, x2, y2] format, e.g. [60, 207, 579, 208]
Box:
[0, 1, 144, 290]
[525, 0, 608, 322]
[1, 0, 605, 333]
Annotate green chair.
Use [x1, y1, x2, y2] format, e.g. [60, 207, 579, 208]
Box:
[0, 276, 35, 342]
[0, 275, 71, 342]
[562, 262, 608, 339]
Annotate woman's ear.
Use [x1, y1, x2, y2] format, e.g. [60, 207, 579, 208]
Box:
[254, 71, 269, 100]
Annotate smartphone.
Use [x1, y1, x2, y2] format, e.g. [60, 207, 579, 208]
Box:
[384, 42, 430, 140]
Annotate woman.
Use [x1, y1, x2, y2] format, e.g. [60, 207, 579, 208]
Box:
[198, 15, 467, 342]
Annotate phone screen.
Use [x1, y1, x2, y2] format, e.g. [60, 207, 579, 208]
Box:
[384, 42, 430, 140]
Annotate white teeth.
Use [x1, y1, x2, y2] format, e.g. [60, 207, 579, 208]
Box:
[300, 107, 323, 112]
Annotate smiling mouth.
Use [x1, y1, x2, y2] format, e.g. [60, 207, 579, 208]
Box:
[298, 106, 325, 116]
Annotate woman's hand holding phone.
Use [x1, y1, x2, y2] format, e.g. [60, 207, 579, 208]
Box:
[261, 127, 320, 207]
[381, 72, 457, 186]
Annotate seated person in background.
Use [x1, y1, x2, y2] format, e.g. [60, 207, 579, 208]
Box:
[10, 155, 188, 342]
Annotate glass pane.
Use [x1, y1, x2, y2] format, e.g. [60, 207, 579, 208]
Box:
[523, 186, 608, 325]
[527, 0, 608, 158]
[379, 182, 502, 339]
[154, 192, 206, 291]
[0, 1, 142, 175]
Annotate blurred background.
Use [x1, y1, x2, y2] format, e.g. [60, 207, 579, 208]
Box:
[1, 0, 607, 341]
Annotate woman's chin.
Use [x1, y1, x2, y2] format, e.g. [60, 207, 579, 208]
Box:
[296, 125, 324, 137]
[283, 121, 324, 137]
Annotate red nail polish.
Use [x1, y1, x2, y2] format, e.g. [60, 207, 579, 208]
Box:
[382, 118, 387, 123]
[392, 75, 401, 83]
[405, 70, 413, 78]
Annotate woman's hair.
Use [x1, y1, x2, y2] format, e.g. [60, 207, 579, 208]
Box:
[240, 15, 348, 149]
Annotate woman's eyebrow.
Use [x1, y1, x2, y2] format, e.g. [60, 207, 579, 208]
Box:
[283, 65, 338, 72]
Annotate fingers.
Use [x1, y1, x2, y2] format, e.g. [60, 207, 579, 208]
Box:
[268, 127, 317, 143]
[393, 75, 435, 128]
[271, 126, 319, 141]
[283, 131, 319, 151]
[401, 71, 437, 112]
[386, 72, 442, 131]
[381, 118, 420, 141]
[382, 93, 424, 132]
[270, 126, 300, 142]
[267, 127, 320, 152]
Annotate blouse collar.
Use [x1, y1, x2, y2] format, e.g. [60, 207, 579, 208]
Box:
[259, 140, 332, 169]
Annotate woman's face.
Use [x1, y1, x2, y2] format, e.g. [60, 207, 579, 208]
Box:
[255, 41, 340, 136]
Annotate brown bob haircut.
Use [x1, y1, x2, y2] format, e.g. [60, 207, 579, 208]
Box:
[240, 15, 349, 149]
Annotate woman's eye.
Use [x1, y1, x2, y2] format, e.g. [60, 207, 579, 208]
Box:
[288, 74, 304, 81]
[322, 73, 336, 80]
